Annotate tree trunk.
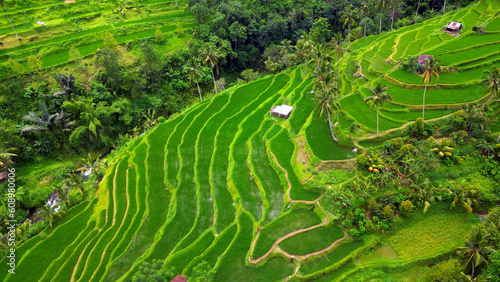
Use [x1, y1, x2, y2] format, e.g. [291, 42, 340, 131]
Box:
[300, 65, 303, 81]
[497, 132, 500, 142]
[196, 81, 203, 101]
[379, 15, 382, 34]
[364, 16, 367, 37]
[443, 0, 447, 13]
[415, 0, 421, 24]
[211, 67, 218, 93]
[422, 83, 428, 121]
[377, 105, 380, 137]
[336, 55, 340, 90]
[348, 24, 351, 43]
[326, 110, 339, 142]
[175, 0, 178, 7]
[2, 6, 20, 40]
[391, 7, 395, 31]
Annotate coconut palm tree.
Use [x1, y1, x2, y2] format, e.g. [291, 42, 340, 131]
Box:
[311, 73, 340, 142]
[409, 177, 436, 213]
[421, 57, 442, 120]
[361, 0, 371, 37]
[200, 43, 220, 94]
[457, 226, 496, 279]
[482, 66, 499, 104]
[279, 39, 292, 69]
[446, 185, 478, 213]
[0, 145, 17, 169]
[142, 108, 158, 130]
[185, 57, 203, 101]
[364, 82, 391, 137]
[0, 0, 20, 40]
[430, 139, 455, 158]
[340, 5, 358, 43]
[77, 153, 104, 180]
[36, 204, 66, 228]
[294, 40, 307, 80]
[55, 185, 70, 208]
[330, 33, 346, 90]
[415, 0, 422, 23]
[376, 0, 390, 34]
[390, 0, 400, 31]
[68, 173, 86, 196]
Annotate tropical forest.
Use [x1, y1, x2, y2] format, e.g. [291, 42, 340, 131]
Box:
[1, 0, 500, 281]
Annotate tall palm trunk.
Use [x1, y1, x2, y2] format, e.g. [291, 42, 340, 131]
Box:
[364, 16, 367, 37]
[443, 0, 446, 13]
[348, 24, 351, 43]
[175, 0, 178, 7]
[326, 110, 339, 142]
[422, 83, 428, 120]
[300, 65, 303, 81]
[336, 55, 340, 90]
[377, 105, 380, 137]
[211, 67, 218, 94]
[2, 6, 20, 40]
[415, 0, 421, 23]
[391, 7, 395, 31]
[196, 81, 203, 101]
[379, 15, 383, 34]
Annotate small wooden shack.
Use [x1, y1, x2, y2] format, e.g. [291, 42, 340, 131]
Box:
[417, 55, 433, 65]
[270, 105, 294, 119]
[445, 21, 463, 33]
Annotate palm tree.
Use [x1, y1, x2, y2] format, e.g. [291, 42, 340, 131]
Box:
[21, 102, 74, 136]
[430, 139, 455, 158]
[68, 173, 86, 196]
[55, 185, 70, 208]
[340, 5, 358, 43]
[421, 57, 442, 121]
[364, 82, 391, 137]
[311, 73, 340, 142]
[185, 58, 203, 101]
[36, 204, 66, 228]
[415, 0, 422, 23]
[446, 185, 478, 213]
[201, 43, 220, 94]
[361, 0, 371, 37]
[457, 226, 496, 279]
[481, 66, 499, 104]
[53, 73, 76, 96]
[330, 33, 346, 90]
[376, 0, 390, 34]
[443, 0, 447, 14]
[0, 0, 20, 40]
[77, 153, 104, 180]
[0, 145, 17, 169]
[390, 0, 400, 31]
[409, 177, 436, 213]
[294, 40, 307, 80]
[142, 108, 158, 130]
[279, 39, 292, 69]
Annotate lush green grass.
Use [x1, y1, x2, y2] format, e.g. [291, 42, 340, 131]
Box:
[249, 119, 285, 224]
[340, 93, 404, 132]
[299, 240, 365, 275]
[305, 112, 357, 160]
[279, 226, 344, 255]
[437, 43, 500, 66]
[184, 224, 237, 276]
[313, 261, 357, 282]
[392, 30, 419, 61]
[289, 81, 315, 135]
[380, 81, 485, 105]
[164, 231, 215, 274]
[269, 129, 320, 201]
[380, 109, 456, 123]
[253, 209, 322, 258]
[214, 213, 296, 281]
[426, 33, 500, 56]
[386, 205, 476, 260]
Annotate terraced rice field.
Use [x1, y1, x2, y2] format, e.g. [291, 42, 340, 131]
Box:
[344, 0, 499, 135]
[1, 1, 499, 281]
[0, 0, 196, 77]
[0, 67, 353, 281]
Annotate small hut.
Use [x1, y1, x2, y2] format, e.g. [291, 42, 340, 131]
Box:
[270, 105, 294, 119]
[417, 55, 433, 65]
[445, 21, 463, 33]
[170, 275, 187, 282]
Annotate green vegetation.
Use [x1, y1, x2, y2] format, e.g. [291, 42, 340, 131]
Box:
[279, 226, 344, 255]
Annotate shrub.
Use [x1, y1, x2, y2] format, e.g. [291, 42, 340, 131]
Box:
[399, 200, 414, 217]
[452, 130, 468, 145]
[411, 118, 424, 138]
[382, 205, 394, 220]
[241, 69, 259, 82]
[349, 228, 361, 241]
[365, 219, 376, 233]
[356, 154, 370, 169]
[424, 259, 462, 281]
